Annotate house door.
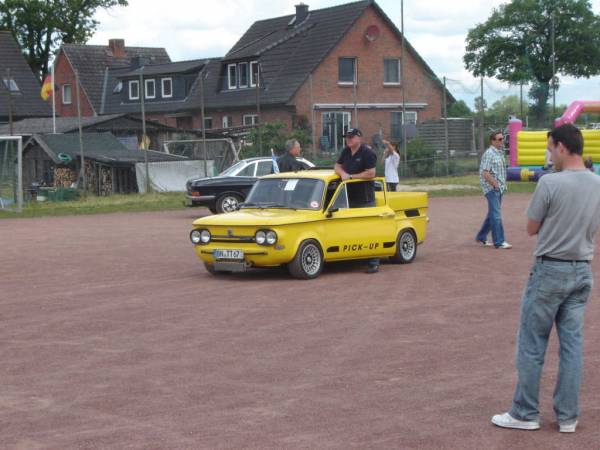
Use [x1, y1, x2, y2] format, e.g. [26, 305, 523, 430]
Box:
[321, 112, 351, 152]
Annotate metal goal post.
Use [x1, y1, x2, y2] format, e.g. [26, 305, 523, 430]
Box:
[0, 135, 23, 213]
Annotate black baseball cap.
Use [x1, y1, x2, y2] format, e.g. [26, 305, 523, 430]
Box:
[345, 128, 362, 137]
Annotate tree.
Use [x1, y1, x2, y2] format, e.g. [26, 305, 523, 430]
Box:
[486, 95, 528, 124]
[0, 0, 128, 78]
[448, 100, 473, 118]
[464, 0, 600, 124]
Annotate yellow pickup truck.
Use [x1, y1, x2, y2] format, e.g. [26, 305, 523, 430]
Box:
[190, 170, 428, 279]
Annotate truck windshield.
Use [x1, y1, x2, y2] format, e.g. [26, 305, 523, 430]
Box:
[245, 178, 325, 210]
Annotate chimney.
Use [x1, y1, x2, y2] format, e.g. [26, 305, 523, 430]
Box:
[108, 39, 126, 58]
[295, 3, 309, 24]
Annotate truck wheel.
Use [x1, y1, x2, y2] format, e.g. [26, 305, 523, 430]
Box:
[287, 239, 324, 279]
[389, 229, 417, 264]
[216, 193, 242, 214]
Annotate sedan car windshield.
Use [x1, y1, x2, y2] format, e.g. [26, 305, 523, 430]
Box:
[245, 178, 325, 210]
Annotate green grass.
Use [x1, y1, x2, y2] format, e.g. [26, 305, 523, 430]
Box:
[0, 176, 539, 218]
[0, 192, 188, 219]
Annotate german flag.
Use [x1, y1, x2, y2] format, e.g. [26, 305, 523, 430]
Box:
[40, 74, 53, 100]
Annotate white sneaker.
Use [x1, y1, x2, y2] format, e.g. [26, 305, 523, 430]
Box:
[496, 242, 513, 249]
[559, 420, 578, 433]
[491, 412, 540, 430]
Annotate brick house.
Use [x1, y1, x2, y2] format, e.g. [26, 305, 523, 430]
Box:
[0, 31, 51, 124]
[52, 39, 171, 118]
[52, 0, 452, 153]
[193, 0, 454, 152]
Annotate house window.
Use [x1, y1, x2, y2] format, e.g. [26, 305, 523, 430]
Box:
[2, 77, 19, 92]
[129, 80, 139, 100]
[322, 112, 351, 152]
[145, 79, 156, 99]
[113, 81, 123, 93]
[176, 116, 193, 130]
[391, 111, 417, 139]
[62, 84, 72, 104]
[228, 64, 237, 89]
[243, 114, 258, 126]
[238, 62, 249, 88]
[222, 116, 233, 128]
[338, 57, 356, 84]
[204, 117, 213, 129]
[161, 78, 173, 98]
[384, 58, 400, 84]
[250, 61, 259, 87]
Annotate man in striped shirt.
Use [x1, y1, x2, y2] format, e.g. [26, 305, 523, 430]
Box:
[475, 131, 512, 249]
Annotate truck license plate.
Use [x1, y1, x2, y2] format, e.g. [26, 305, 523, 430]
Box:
[213, 249, 244, 260]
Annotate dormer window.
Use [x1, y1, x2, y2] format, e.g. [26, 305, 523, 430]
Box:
[250, 61, 259, 87]
[145, 79, 156, 99]
[239, 62, 249, 88]
[162, 78, 172, 98]
[228, 64, 237, 90]
[129, 80, 139, 100]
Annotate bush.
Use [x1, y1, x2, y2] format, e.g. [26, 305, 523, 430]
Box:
[241, 120, 312, 159]
[405, 138, 435, 177]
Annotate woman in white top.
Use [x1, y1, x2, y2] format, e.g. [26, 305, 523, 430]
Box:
[383, 139, 400, 192]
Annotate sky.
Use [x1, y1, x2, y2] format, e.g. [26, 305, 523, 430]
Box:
[90, 0, 600, 111]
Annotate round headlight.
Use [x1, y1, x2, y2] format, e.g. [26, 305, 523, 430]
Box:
[266, 231, 277, 245]
[200, 229, 211, 243]
[255, 230, 266, 245]
[190, 230, 202, 244]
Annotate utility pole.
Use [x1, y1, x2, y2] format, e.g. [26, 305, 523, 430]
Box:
[479, 77, 485, 156]
[551, 13, 556, 121]
[139, 68, 149, 193]
[6, 69, 13, 136]
[255, 64, 262, 155]
[400, 0, 407, 165]
[443, 76, 449, 176]
[75, 70, 86, 194]
[199, 69, 208, 177]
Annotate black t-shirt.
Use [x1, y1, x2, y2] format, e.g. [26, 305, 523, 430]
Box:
[336, 144, 377, 205]
[277, 153, 309, 173]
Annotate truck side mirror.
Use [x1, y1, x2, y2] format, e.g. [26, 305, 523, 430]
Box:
[326, 207, 339, 218]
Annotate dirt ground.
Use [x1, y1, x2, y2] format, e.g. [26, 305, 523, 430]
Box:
[2, 194, 600, 449]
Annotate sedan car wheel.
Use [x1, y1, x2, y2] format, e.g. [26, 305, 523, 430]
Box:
[216, 193, 242, 214]
[288, 239, 324, 279]
[389, 229, 417, 264]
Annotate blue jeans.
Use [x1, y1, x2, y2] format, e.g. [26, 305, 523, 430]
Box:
[509, 259, 593, 424]
[476, 189, 504, 246]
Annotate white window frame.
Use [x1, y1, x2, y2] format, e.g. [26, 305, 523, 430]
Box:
[238, 62, 249, 88]
[62, 84, 72, 104]
[145, 79, 156, 99]
[243, 114, 258, 126]
[222, 116, 232, 128]
[383, 58, 401, 85]
[338, 57, 357, 85]
[161, 78, 173, 98]
[129, 80, 139, 100]
[228, 63, 237, 89]
[250, 61, 259, 87]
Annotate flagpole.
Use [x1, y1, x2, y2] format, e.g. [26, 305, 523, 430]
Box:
[51, 63, 56, 134]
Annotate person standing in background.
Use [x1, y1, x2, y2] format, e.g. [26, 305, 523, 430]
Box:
[383, 139, 400, 192]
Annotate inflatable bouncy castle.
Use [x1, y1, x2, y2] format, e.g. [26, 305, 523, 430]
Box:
[507, 101, 600, 181]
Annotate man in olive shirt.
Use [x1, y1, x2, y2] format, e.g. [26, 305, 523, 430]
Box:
[492, 124, 600, 433]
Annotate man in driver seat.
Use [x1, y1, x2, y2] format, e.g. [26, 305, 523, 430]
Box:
[334, 128, 379, 273]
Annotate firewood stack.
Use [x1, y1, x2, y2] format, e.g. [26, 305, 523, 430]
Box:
[53, 168, 77, 188]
